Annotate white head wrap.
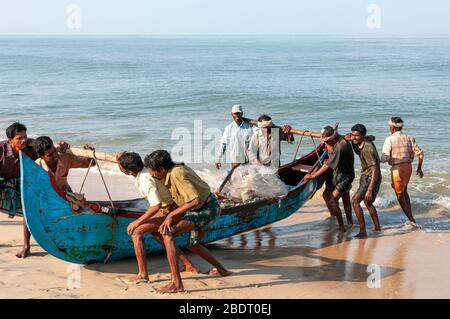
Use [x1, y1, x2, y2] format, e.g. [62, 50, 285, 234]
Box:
[257, 120, 273, 128]
[231, 104, 243, 114]
[388, 120, 404, 128]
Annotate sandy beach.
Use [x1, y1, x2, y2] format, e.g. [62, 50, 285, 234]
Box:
[1, 169, 449, 299]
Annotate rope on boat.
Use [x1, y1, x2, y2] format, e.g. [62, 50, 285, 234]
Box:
[292, 132, 305, 162]
[93, 151, 115, 209]
[91, 151, 117, 263]
[310, 135, 323, 166]
[78, 158, 94, 193]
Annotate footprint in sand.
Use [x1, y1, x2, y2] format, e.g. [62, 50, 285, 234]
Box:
[150, 273, 171, 283]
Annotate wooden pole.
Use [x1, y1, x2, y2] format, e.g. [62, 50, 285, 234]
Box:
[70, 148, 119, 163]
[243, 118, 322, 138]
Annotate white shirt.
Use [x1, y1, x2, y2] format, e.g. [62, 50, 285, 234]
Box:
[247, 127, 281, 169]
[217, 120, 256, 164]
[135, 170, 173, 207]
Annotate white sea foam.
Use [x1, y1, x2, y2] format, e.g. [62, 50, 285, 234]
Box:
[431, 196, 450, 211]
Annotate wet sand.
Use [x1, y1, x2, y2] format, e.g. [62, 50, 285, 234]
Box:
[0, 170, 449, 299]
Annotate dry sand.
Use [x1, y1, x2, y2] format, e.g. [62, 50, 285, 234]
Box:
[1, 169, 449, 299]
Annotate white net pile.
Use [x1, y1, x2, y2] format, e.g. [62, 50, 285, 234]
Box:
[195, 165, 289, 204]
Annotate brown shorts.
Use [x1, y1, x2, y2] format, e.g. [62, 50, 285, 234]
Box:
[391, 163, 412, 196]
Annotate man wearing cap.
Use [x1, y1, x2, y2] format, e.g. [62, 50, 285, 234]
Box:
[247, 114, 294, 169]
[304, 126, 355, 231]
[381, 117, 424, 226]
[216, 104, 257, 169]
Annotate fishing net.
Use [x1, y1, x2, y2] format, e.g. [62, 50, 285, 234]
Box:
[196, 165, 289, 204]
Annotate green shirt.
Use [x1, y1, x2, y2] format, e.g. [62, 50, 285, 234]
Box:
[352, 139, 380, 177]
[164, 164, 211, 209]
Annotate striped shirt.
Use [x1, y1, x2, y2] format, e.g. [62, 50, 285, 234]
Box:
[381, 131, 424, 166]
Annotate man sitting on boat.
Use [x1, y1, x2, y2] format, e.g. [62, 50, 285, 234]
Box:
[33, 136, 96, 194]
[116, 151, 200, 284]
[145, 150, 230, 293]
[0, 122, 37, 259]
[247, 114, 294, 169]
[215, 104, 257, 170]
[304, 126, 355, 231]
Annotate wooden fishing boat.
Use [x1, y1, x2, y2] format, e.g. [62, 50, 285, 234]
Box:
[20, 145, 327, 265]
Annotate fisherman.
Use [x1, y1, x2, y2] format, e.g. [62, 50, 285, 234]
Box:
[322, 148, 353, 226]
[33, 136, 96, 193]
[346, 124, 382, 238]
[0, 122, 37, 258]
[216, 104, 257, 169]
[381, 117, 424, 227]
[304, 126, 355, 231]
[145, 150, 230, 293]
[117, 151, 200, 284]
[247, 114, 294, 169]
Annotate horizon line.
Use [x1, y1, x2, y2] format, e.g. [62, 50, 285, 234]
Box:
[1, 33, 450, 37]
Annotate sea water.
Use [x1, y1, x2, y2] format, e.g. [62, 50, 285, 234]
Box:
[0, 35, 449, 216]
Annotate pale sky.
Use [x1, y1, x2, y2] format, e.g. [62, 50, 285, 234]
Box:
[0, 0, 449, 35]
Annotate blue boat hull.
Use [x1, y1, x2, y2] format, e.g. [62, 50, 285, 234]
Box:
[20, 149, 326, 264]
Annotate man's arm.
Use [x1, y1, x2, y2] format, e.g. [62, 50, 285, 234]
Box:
[304, 164, 330, 181]
[159, 197, 201, 235]
[215, 144, 226, 169]
[216, 126, 230, 169]
[365, 165, 380, 203]
[417, 157, 424, 178]
[58, 142, 96, 169]
[127, 203, 162, 235]
[280, 125, 294, 143]
[411, 137, 424, 178]
[380, 137, 391, 163]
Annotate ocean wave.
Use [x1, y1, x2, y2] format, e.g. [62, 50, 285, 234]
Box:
[431, 196, 450, 211]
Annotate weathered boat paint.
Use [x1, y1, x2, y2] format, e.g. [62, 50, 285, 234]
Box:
[20, 146, 326, 264]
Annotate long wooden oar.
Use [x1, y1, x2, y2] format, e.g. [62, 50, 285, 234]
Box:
[243, 117, 322, 138]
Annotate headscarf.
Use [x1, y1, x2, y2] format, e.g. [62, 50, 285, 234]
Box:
[257, 120, 273, 128]
[388, 120, 404, 128]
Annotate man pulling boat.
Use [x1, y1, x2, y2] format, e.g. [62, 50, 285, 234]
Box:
[346, 124, 382, 238]
[145, 150, 231, 293]
[116, 151, 200, 284]
[304, 126, 355, 231]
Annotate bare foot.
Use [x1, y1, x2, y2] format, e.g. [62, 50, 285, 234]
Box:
[154, 282, 184, 293]
[354, 232, 368, 239]
[116, 275, 149, 285]
[16, 246, 30, 258]
[180, 265, 200, 274]
[374, 227, 382, 232]
[208, 267, 232, 277]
